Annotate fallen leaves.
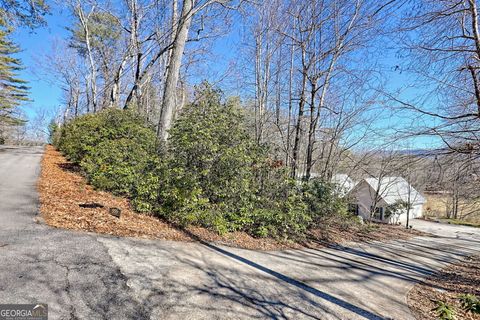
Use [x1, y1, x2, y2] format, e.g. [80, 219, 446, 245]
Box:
[38, 145, 190, 241]
[38, 145, 426, 250]
[306, 219, 426, 246]
[408, 255, 480, 320]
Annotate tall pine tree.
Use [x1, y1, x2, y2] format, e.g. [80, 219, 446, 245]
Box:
[0, 0, 49, 28]
[0, 14, 28, 129]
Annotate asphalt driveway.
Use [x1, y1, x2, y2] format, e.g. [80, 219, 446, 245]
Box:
[0, 146, 479, 319]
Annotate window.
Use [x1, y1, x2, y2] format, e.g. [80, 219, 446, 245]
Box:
[384, 205, 396, 218]
[370, 206, 384, 220]
[348, 204, 359, 215]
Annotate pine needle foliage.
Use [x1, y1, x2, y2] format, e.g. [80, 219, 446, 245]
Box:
[0, 14, 28, 127]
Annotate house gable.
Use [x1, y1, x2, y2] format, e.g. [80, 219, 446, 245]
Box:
[363, 177, 425, 206]
[347, 176, 425, 223]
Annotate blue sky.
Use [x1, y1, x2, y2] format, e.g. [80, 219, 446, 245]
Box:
[12, 5, 69, 119]
[10, 3, 444, 150]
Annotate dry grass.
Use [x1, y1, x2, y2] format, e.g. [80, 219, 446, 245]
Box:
[38, 145, 426, 250]
[425, 193, 480, 224]
[408, 255, 480, 320]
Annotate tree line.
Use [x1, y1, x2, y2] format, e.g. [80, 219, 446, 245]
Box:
[1, 0, 479, 216]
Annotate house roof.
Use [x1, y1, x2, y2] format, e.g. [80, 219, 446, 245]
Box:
[331, 174, 356, 193]
[362, 176, 426, 205]
[332, 173, 355, 189]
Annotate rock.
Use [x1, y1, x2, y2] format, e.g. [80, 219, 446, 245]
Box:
[109, 207, 121, 218]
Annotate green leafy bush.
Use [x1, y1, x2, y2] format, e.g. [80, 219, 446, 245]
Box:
[58, 109, 157, 164]
[432, 300, 456, 320]
[55, 83, 350, 241]
[302, 179, 348, 220]
[160, 82, 346, 239]
[247, 195, 310, 239]
[166, 84, 260, 210]
[48, 120, 61, 146]
[57, 108, 160, 206]
[130, 158, 165, 213]
[58, 113, 103, 163]
[80, 138, 156, 197]
[459, 294, 480, 314]
[248, 164, 312, 239]
[158, 164, 211, 226]
[162, 83, 260, 229]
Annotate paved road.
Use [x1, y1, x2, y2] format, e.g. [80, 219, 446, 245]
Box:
[0, 146, 479, 320]
[0, 146, 147, 319]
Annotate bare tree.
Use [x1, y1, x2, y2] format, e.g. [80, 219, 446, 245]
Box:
[246, 0, 391, 179]
[391, 0, 480, 157]
[74, 1, 99, 112]
[158, 0, 195, 140]
[158, 0, 242, 142]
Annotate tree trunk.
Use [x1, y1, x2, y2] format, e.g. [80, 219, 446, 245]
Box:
[109, 57, 128, 109]
[406, 187, 411, 229]
[176, 78, 186, 117]
[124, 0, 141, 109]
[254, 31, 265, 144]
[275, 47, 281, 125]
[73, 87, 79, 117]
[158, 0, 194, 141]
[453, 189, 459, 219]
[291, 63, 307, 179]
[85, 76, 91, 113]
[305, 80, 317, 180]
[285, 30, 295, 167]
[77, 5, 98, 113]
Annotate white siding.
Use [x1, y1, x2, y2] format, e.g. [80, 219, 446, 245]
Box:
[349, 180, 424, 225]
[391, 204, 423, 224]
[350, 181, 384, 221]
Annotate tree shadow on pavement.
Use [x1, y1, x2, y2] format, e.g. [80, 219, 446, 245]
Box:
[181, 229, 385, 320]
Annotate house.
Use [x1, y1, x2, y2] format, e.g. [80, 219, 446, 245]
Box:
[347, 176, 426, 224]
[331, 174, 356, 196]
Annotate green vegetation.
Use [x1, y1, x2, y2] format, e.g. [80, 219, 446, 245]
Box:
[70, 11, 121, 49]
[432, 300, 456, 320]
[384, 200, 411, 219]
[0, 15, 28, 128]
[429, 295, 480, 320]
[0, 0, 49, 28]
[0, 0, 49, 143]
[57, 108, 159, 198]
[161, 84, 263, 228]
[459, 294, 480, 314]
[52, 83, 351, 240]
[48, 120, 61, 146]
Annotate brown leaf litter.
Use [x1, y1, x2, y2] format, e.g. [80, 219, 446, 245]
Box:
[38, 145, 427, 250]
[408, 255, 480, 320]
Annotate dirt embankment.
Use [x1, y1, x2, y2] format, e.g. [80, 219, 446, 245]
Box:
[38, 145, 427, 250]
